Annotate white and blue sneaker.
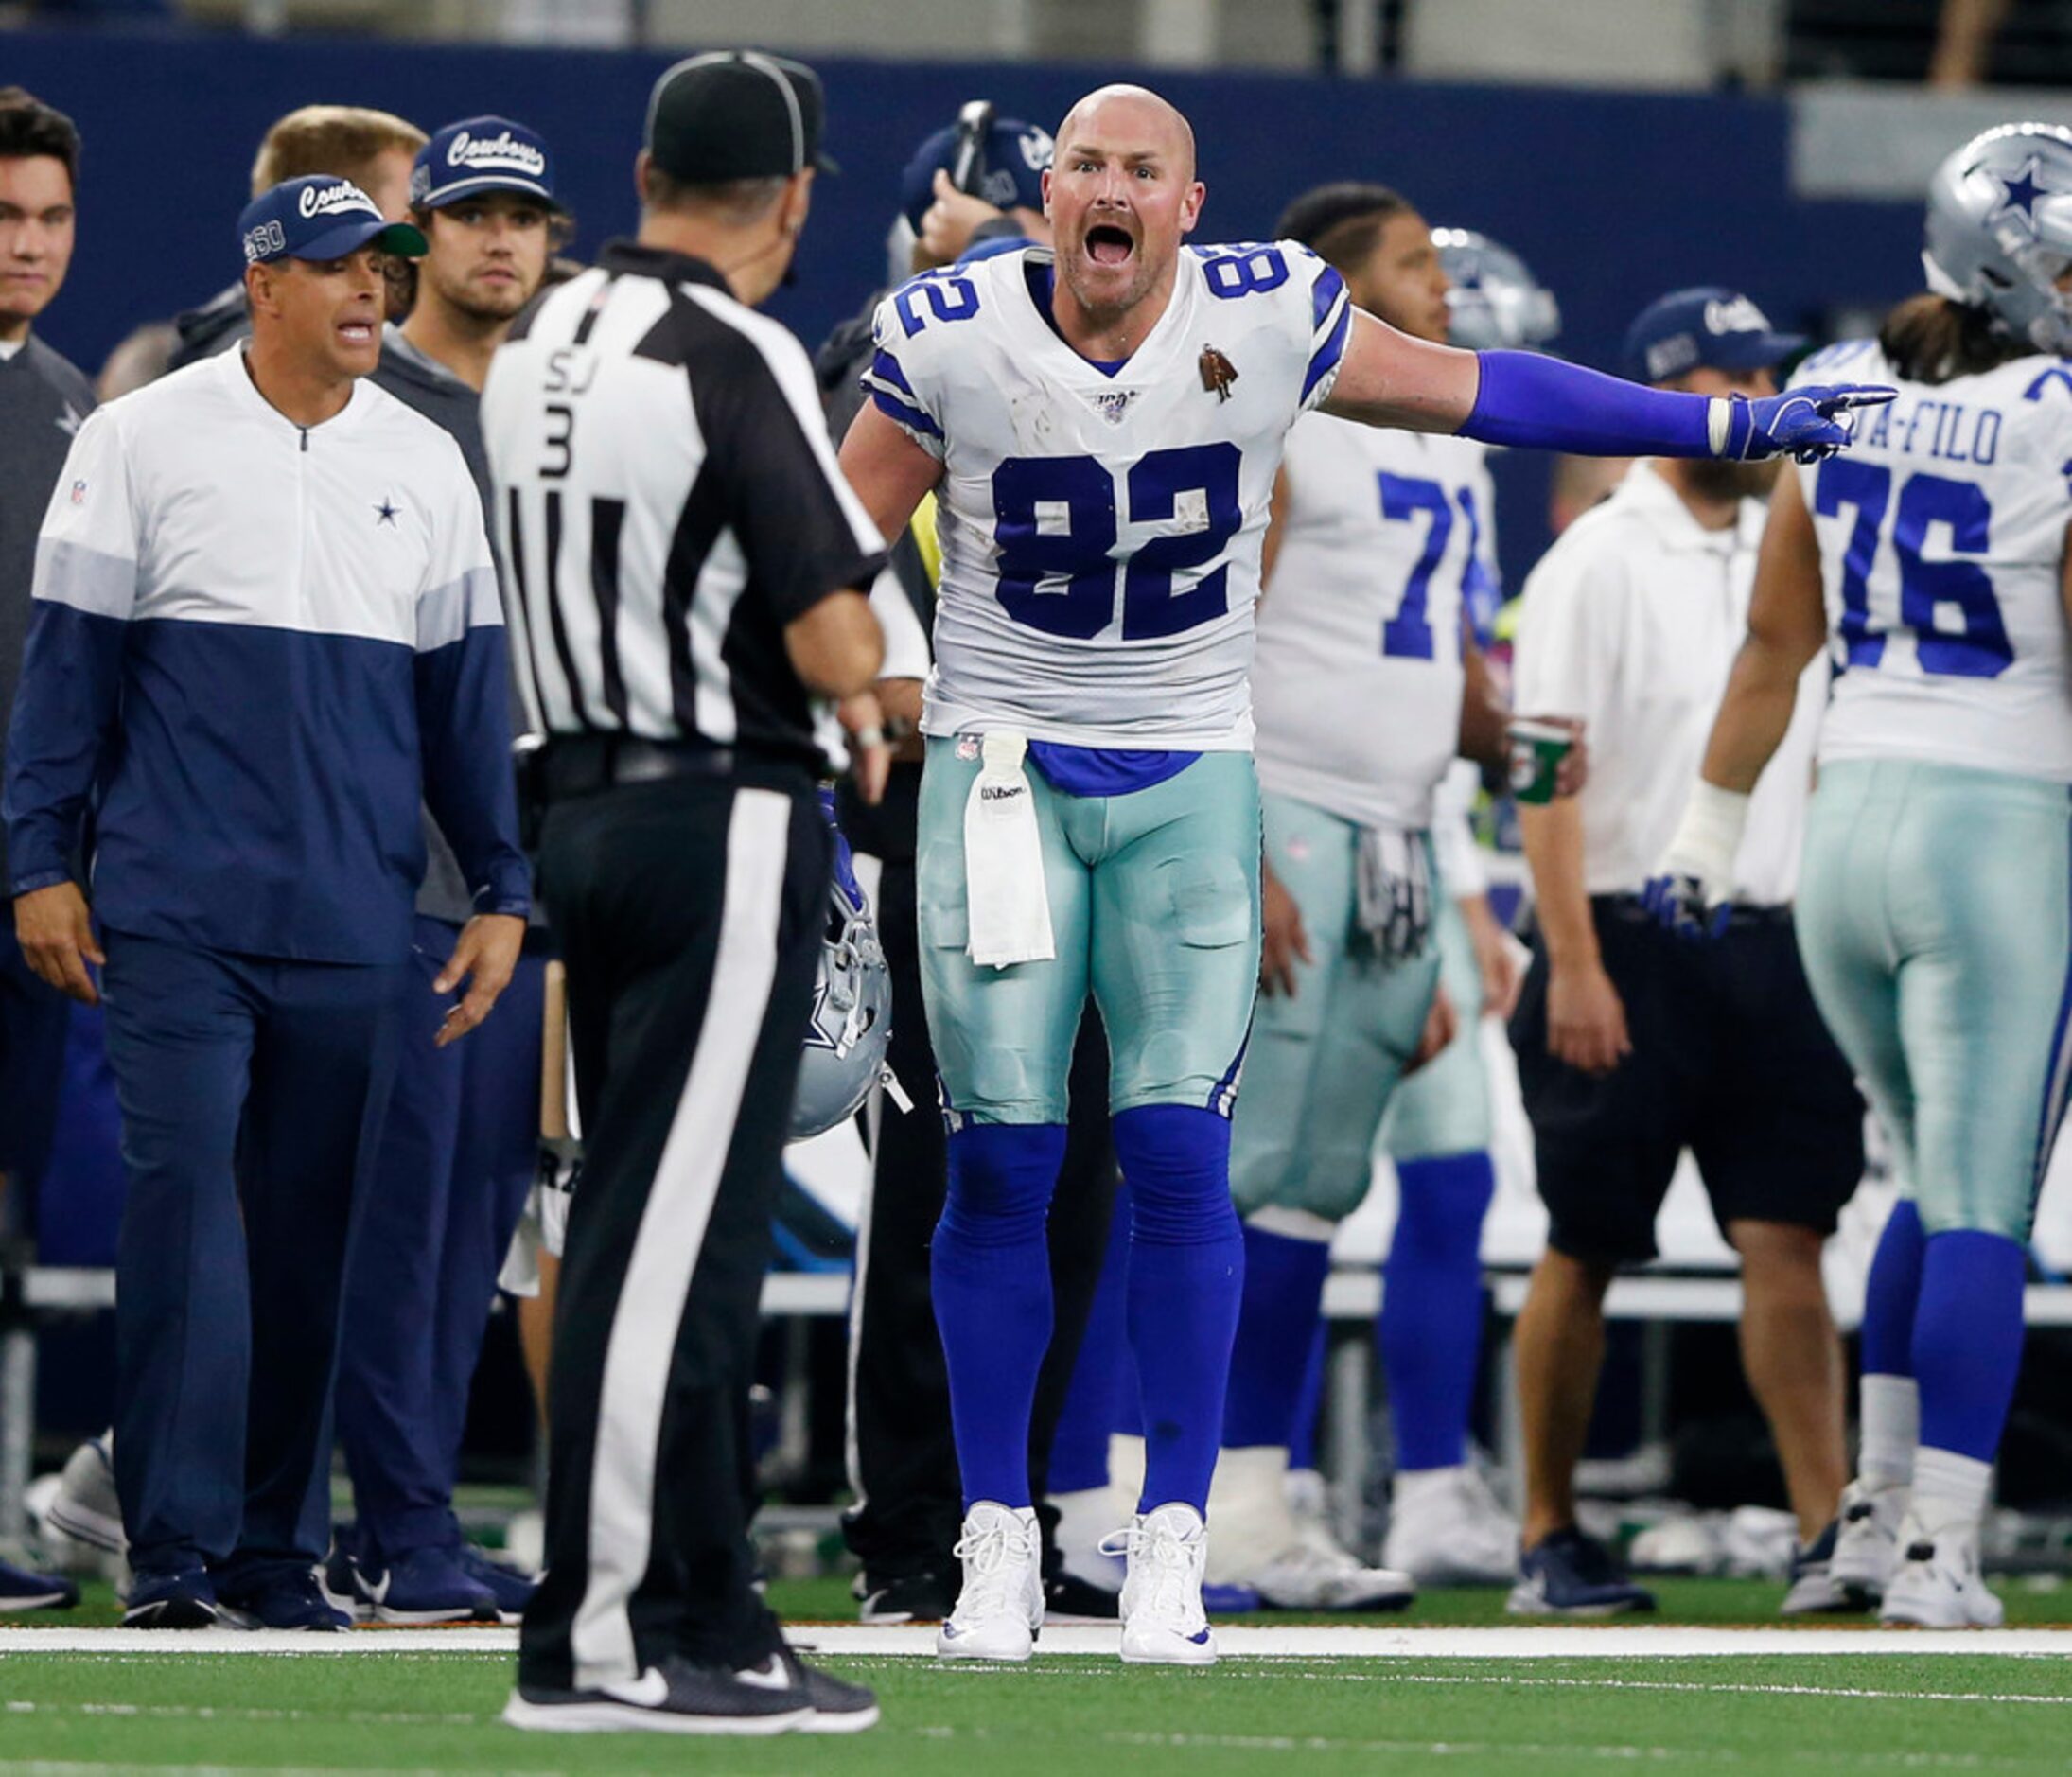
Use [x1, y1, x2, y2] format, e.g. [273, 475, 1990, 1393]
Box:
[45, 1433, 124, 1556]
[1829, 1476, 1906, 1608]
[1111, 1503, 1217, 1665]
[1880, 1513, 2004, 1628]
[938, 1503, 1043, 1662]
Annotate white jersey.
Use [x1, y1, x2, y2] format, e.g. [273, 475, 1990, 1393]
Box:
[862, 242, 1352, 748]
[1253, 414, 1494, 831]
[1791, 339, 2072, 782]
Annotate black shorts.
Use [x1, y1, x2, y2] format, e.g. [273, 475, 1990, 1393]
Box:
[1509, 896, 1864, 1266]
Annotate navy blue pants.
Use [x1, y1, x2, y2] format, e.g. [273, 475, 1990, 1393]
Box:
[0, 923, 70, 1218]
[335, 914, 546, 1558]
[98, 929, 406, 1584]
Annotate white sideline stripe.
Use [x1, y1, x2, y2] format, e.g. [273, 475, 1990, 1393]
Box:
[8, 1623, 2072, 1659]
[570, 787, 793, 1692]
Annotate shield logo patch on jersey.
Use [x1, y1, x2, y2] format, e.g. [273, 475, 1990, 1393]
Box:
[1091, 388, 1137, 426]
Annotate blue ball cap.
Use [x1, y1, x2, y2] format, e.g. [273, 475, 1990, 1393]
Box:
[1621, 286, 1805, 384]
[412, 115, 562, 212]
[238, 176, 428, 269]
[900, 116, 1053, 234]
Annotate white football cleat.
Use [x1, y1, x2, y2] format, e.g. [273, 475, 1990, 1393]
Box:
[1829, 1476, 1906, 1607]
[1253, 1539, 1416, 1611]
[1383, 1465, 1519, 1588]
[1111, 1503, 1217, 1665]
[936, 1503, 1043, 1663]
[1880, 1514, 2004, 1628]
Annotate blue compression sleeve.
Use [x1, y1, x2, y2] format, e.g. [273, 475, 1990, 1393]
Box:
[1464, 350, 1720, 459]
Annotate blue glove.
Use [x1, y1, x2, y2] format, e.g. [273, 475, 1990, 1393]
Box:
[1641, 871, 1730, 941]
[1722, 384, 1895, 464]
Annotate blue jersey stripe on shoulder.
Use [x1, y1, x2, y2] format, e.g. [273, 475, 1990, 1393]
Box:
[1311, 264, 1346, 333]
[869, 347, 919, 398]
[1302, 298, 1353, 404]
[869, 387, 942, 439]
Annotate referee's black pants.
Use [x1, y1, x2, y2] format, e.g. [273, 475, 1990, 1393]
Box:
[520, 767, 827, 1691]
[843, 764, 1119, 1586]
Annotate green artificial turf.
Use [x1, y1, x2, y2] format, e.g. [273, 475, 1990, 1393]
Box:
[2, 1647, 2070, 1775]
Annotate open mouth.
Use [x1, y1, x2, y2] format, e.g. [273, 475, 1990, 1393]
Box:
[1085, 224, 1135, 269]
[338, 321, 377, 346]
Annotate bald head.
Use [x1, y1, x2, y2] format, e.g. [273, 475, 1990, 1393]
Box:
[1055, 84, 1196, 185]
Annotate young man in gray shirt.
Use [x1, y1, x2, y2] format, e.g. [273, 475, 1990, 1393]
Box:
[0, 84, 91, 1617]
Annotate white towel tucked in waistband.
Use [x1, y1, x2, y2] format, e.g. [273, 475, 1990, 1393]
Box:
[963, 730, 1055, 969]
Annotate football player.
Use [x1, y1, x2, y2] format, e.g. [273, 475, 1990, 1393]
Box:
[837, 81, 1887, 1664]
[1652, 121, 2072, 1628]
[1206, 191, 1560, 1609]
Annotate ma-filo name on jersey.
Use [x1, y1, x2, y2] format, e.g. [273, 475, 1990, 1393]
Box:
[1857, 396, 2002, 466]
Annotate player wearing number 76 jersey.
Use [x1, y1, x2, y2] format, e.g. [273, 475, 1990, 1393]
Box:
[1650, 121, 2072, 1631]
[837, 79, 1891, 1668]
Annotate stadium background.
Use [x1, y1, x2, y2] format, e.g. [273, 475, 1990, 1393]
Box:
[14, 0, 2072, 1589]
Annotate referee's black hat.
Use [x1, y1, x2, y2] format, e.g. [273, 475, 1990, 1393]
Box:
[645, 50, 839, 185]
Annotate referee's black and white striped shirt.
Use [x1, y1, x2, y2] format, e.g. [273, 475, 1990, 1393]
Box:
[482, 240, 887, 770]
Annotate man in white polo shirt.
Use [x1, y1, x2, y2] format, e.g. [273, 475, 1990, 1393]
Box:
[1505, 289, 1863, 1619]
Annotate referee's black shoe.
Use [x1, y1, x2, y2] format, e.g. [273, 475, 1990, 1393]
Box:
[502, 1653, 815, 1736]
[771, 1644, 881, 1734]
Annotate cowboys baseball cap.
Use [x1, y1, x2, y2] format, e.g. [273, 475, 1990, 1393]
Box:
[900, 115, 1053, 233]
[237, 176, 427, 267]
[645, 49, 837, 184]
[1622, 286, 1805, 384]
[412, 115, 563, 212]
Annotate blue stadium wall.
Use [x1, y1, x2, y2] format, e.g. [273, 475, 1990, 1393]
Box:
[11, 26, 1919, 584]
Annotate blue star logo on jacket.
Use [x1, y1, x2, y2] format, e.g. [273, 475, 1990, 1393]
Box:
[374, 496, 399, 527]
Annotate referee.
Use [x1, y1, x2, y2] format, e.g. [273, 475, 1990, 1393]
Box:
[485, 51, 888, 1735]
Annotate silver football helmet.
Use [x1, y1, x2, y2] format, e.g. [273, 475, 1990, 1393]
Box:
[1923, 122, 2072, 354]
[1433, 227, 1561, 352]
[790, 860, 898, 1141]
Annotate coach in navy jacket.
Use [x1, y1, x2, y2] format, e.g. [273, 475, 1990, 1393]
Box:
[2, 176, 529, 1629]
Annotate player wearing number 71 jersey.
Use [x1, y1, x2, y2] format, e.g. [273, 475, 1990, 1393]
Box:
[837, 80, 1890, 1667]
[1650, 121, 2072, 1630]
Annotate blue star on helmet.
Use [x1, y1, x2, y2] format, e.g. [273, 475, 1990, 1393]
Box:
[1992, 156, 2053, 228]
[803, 977, 841, 1052]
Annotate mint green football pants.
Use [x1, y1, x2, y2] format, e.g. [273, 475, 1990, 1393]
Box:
[1794, 758, 2072, 1240]
[915, 742, 1262, 1126]
[1229, 792, 1444, 1223]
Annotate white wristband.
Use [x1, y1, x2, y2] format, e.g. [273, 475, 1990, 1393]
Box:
[1706, 396, 1733, 458]
[1659, 779, 1750, 889]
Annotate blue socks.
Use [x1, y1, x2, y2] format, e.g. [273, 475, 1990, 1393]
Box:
[1115, 1105, 1245, 1514]
[933, 1122, 1067, 1509]
[1378, 1152, 1496, 1472]
[1287, 1320, 1327, 1473]
[1046, 1182, 1132, 1495]
[1221, 1221, 1331, 1450]
[1913, 1229, 2027, 1463]
[1859, 1198, 1923, 1380]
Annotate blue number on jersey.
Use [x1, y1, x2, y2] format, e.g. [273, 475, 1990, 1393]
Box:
[1200, 245, 1289, 300]
[1815, 458, 1890, 667]
[992, 448, 1244, 640]
[1377, 473, 1451, 660]
[993, 456, 1118, 640]
[1813, 460, 2012, 679]
[894, 269, 981, 338]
